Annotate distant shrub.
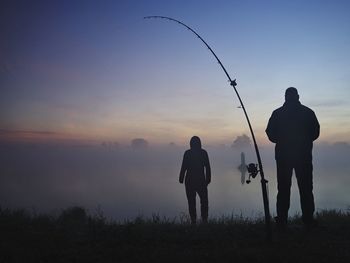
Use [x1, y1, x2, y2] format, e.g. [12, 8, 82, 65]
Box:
[58, 206, 88, 226]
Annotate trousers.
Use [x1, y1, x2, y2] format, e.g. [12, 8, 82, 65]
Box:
[185, 182, 208, 223]
[276, 160, 315, 224]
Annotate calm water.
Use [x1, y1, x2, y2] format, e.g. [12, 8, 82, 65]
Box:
[1, 143, 349, 220]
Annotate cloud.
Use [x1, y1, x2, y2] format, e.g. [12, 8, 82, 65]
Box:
[0, 129, 94, 146]
[332, 141, 350, 148]
[0, 129, 58, 136]
[309, 100, 347, 108]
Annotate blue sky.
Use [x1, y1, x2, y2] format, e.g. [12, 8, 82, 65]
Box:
[1, 0, 349, 145]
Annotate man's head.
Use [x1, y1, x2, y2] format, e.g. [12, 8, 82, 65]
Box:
[285, 87, 299, 102]
[190, 136, 202, 150]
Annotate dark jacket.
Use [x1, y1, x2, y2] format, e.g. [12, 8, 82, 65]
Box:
[179, 138, 211, 186]
[266, 101, 320, 162]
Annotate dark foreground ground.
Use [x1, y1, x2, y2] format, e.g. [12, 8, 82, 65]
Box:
[1, 207, 350, 263]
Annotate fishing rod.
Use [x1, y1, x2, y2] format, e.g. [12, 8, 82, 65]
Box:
[144, 15, 271, 240]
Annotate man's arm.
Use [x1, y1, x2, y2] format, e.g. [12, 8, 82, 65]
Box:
[310, 111, 320, 141]
[266, 111, 278, 143]
[179, 152, 188, 184]
[204, 151, 211, 185]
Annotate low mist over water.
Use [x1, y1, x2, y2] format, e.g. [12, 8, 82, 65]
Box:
[1, 141, 349, 220]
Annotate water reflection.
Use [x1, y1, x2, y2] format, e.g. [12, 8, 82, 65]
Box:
[0, 143, 349, 220]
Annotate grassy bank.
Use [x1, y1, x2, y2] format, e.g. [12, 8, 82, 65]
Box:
[1, 207, 350, 262]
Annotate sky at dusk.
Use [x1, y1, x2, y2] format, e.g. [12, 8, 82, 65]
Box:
[1, 0, 350, 146]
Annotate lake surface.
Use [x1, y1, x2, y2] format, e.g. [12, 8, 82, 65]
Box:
[1, 143, 349, 221]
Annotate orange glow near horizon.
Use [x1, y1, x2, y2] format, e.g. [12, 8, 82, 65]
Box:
[1, 123, 348, 148]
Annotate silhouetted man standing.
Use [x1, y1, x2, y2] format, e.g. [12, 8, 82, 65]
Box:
[266, 87, 320, 229]
[179, 136, 211, 224]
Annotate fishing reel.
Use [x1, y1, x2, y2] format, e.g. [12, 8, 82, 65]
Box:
[246, 163, 259, 184]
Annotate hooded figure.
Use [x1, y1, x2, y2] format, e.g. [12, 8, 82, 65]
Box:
[179, 136, 211, 224]
[266, 87, 320, 229]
